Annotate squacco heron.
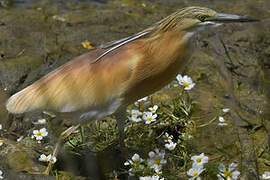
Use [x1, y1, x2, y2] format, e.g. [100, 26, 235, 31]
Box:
[5, 6, 258, 173]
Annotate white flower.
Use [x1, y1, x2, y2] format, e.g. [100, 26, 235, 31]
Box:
[176, 74, 195, 90]
[261, 171, 270, 179]
[217, 163, 240, 180]
[143, 112, 157, 124]
[218, 116, 228, 126]
[154, 169, 162, 176]
[52, 15, 66, 22]
[0, 124, 2, 130]
[222, 108, 230, 113]
[127, 109, 142, 122]
[0, 169, 3, 179]
[124, 153, 144, 176]
[148, 149, 167, 171]
[128, 116, 142, 122]
[134, 96, 148, 106]
[173, 80, 179, 87]
[33, 119, 47, 125]
[39, 154, 51, 162]
[127, 109, 142, 117]
[39, 154, 57, 164]
[149, 105, 158, 113]
[163, 132, 173, 142]
[17, 136, 24, 142]
[0, 140, 4, 146]
[138, 97, 148, 102]
[124, 153, 144, 167]
[49, 155, 57, 164]
[187, 165, 205, 180]
[38, 119, 46, 124]
[33, 128, 48, 141]
[140, 176, 164, 180]
[191, 153, 208, 167]
[165, 141, 177, 150]
[219, 116, 225, 122]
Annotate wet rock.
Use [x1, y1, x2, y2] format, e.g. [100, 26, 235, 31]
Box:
[3, 169, 55, 180]
[0, 138, 46, 174]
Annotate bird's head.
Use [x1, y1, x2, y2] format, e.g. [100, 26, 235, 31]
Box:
[152, 6, 259, 35]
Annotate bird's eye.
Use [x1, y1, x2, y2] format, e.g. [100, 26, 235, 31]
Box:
[197, 15, 208, 22]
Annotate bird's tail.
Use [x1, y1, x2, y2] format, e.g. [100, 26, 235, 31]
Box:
[6, 85, 45, 114]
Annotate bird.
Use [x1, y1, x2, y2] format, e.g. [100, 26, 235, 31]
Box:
[5, 6, 258, 174]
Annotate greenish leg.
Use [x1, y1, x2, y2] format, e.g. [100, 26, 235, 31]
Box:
[44, 124, 80, 175]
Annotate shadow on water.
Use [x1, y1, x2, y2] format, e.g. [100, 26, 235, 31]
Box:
[54, 144, 129, 180]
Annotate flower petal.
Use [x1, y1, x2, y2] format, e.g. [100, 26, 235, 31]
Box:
[218, 163, 226, 172]
[229, 163, 237, 171]
[132, 153, 140, 162]
[232, 170, 240, 179]
[149, 151, 155, 158]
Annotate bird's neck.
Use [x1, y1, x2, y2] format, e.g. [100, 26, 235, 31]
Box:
[143, 30, 193, 64]
[133, 29, 193, 80]
[122, 30, 192, 104]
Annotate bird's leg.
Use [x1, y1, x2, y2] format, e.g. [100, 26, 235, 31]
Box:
[115, 107, 128, 156]
[44, 124, 80, 175]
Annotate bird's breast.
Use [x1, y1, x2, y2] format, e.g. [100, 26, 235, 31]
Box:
[123, 31, 191, 104]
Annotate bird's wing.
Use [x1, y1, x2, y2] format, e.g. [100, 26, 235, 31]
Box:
[94, 31, 149, 63]
[6, 47, 136, 114]
[99, 31, 149, 49]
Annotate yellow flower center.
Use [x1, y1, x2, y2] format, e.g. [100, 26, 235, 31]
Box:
[44, 157, 49, 161]
[154, 159, 161, 165]
[224, 170, 232, 178]
[196, 158, 202, 163]
[36, 131, 42, 136]
[147, 117, 153, 121]
[133, 161, 139, 167]
[192, 172, 198, 177]
[183, 82, 190, 88]
[166, 136, 171, 141]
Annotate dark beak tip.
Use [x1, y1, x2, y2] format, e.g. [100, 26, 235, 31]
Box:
[241, 17, 260, 22]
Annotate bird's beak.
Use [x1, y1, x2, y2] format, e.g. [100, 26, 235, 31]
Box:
[207, 13, 259, 23]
